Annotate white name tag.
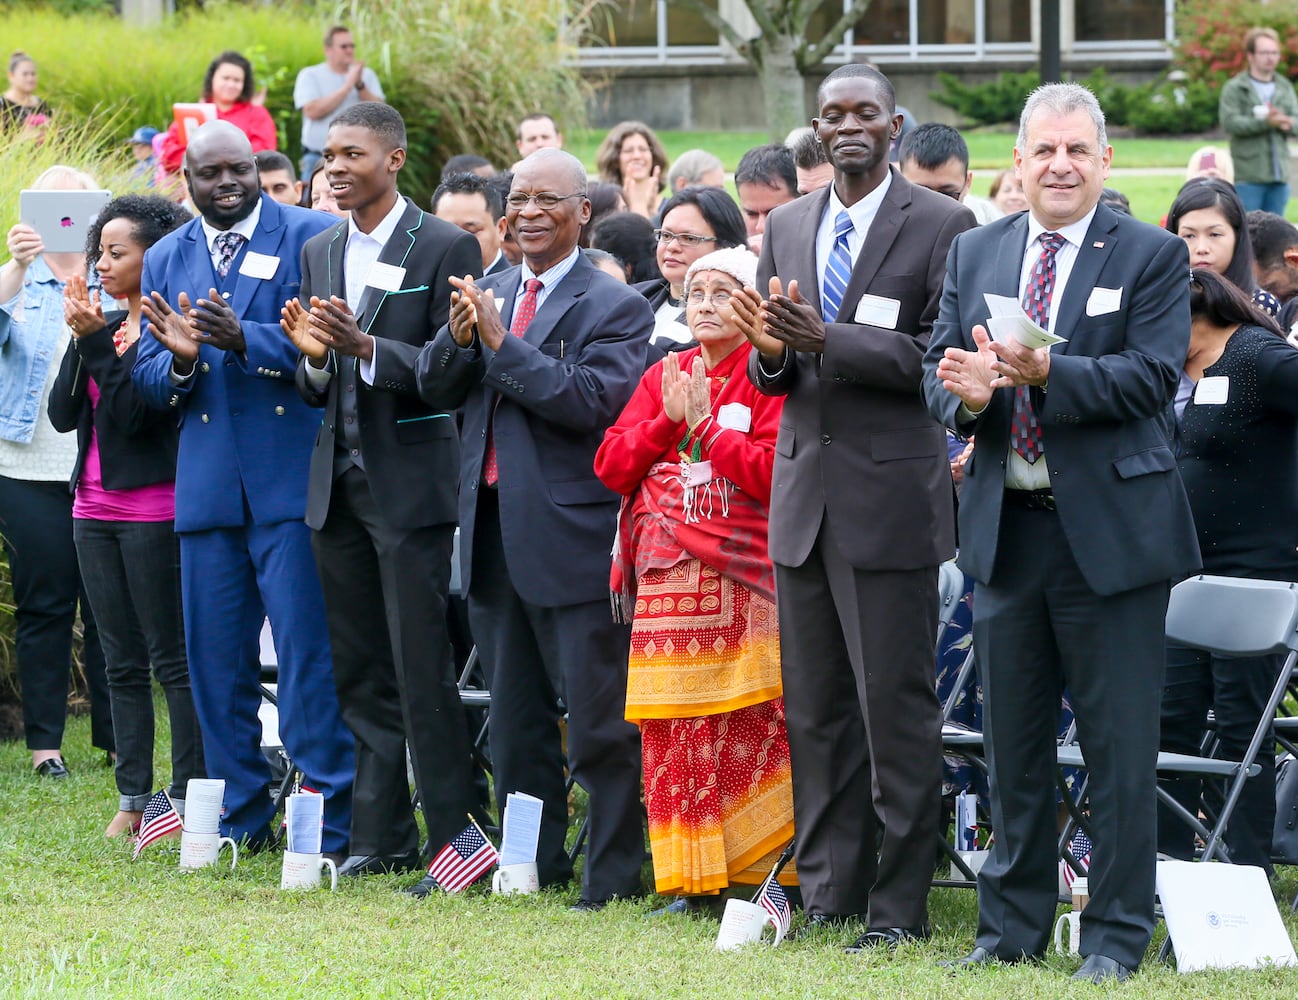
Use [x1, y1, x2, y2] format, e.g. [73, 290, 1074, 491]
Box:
[1194, 376, 1229, 405]
[366, 261, 407, 292]
[717, 402, 751, 433]
[238, 251, 280, 280]
[682, 460, 713, 487]
[853, 293, 901, 329]
[1085, 285, 1122, 317]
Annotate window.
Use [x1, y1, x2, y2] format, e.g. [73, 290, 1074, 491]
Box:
[986, 0, 1031, 43]
[1075, 0, 1164, 42]
[852, 0, 911, 46]
[919, 0, 975, 45]
[589, 0, 657, 48]
[668, 0, 720, 45]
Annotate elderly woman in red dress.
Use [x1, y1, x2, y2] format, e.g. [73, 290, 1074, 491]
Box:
[595, 247, 794, 913]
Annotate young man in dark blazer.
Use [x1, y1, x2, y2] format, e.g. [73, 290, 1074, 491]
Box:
[366, 149, 654, 907]
[735, 65, 975, 949]
[284, 102, 484, 883]
[924, 83, 1200, 983]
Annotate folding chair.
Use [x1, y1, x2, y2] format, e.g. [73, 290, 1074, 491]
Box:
[257, 618, 300, 818]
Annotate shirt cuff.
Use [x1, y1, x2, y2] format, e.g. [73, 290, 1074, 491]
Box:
[957, 400, 987, 422]
[168, 361, 196, 386]
[302, 356, 334, 391]
[359, 344, 376, 386]
[757, 348, 790, 378]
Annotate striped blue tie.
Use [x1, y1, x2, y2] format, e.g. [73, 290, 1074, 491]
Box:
[821, 210, 854, 323]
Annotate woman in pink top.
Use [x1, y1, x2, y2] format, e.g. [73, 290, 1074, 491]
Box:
[49, 195, 203, 838]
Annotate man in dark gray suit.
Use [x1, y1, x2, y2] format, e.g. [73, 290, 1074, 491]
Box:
[734, 64, 974, 949]
[924, 83, 1199, 983]
[366, 149, 653, 907]
[284, 102, 483, 883]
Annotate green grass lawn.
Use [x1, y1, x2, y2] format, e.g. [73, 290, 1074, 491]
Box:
[3, 708, 1298, 997]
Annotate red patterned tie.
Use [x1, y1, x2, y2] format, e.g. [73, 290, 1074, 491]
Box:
[482, 278, 543, 486]
[1010, 232, 1065, 464]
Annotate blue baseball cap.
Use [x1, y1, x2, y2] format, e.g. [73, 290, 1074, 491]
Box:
[127, 126, 159, 146]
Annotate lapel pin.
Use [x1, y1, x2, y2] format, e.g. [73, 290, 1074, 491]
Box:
[1092, 241, 1105, 249]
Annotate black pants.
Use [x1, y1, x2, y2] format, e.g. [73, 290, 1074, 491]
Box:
[1158, 643, 1277, 873]
[74, 517, 203, 809]
[0, 476, 111, 753]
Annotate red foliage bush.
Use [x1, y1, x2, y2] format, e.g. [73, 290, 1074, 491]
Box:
[1176, 0, 1298, 86]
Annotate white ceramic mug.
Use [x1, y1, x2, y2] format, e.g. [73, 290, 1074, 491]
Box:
[280, 851, 337, 891]
[491, 862, 540, 895]
[1253, 103, 1270, 120]
[714, 898, 785, 951]
[178, 831, 238, 871]
[183, 778, 226, 835]
[1053, 910, 1081, 955]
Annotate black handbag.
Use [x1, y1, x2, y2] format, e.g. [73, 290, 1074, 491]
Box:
[1273, 755, 1298, 865]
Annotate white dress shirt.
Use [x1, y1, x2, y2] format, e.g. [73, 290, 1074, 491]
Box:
[198, 200, 262, 275]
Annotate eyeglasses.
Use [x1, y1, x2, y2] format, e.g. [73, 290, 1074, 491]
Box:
[685, 289, 735, 308]
[653, 229, 718, 248]
[505, 192, 584, 210]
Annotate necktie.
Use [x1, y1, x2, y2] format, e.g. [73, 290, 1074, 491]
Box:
[1010, 231, 1066, 464]
[821, 210, 854, 323]
[482, 278, 543, 487]
[214, 231, 246, 280]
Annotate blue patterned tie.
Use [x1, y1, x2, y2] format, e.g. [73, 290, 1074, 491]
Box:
[821, 210, 854, 323]
[1010, 231, 1065, 463]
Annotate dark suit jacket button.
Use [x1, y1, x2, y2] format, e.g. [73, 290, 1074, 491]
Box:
[820, 434, 831, 445]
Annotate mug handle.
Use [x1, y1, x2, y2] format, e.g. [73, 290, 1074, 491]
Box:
[218, 836, 239, 869]
[320, 857, 338, 891]
[491, 869, 503, 894]
[1053, 912, 1077, 954]
[765, 912, 785, 947]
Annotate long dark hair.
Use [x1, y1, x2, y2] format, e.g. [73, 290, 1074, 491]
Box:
[656, 186, 747, 251]
[1189, 267, 1283, 337]
[201, 51, 255, 104]
[1166, 178, 1257, 293]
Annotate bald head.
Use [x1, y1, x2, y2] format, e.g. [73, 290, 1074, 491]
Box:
[517, 148, 587, 194]
[184, 121, 260, 229]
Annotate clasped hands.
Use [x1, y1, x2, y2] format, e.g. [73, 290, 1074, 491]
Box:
[730, 277, 827, 360]
[141, 288, 246, 369]
[936, 324, 1051, 411]
[662, 351, 711, 431]
[63, 275, 105, 338]
[280, 295, 374, 364]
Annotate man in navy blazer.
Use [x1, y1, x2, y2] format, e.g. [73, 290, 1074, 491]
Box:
[133, 121, 354, 853]
[286, 103, 484, 882]
[368, 149, 653, 905]
[924, 84, 1199, 983]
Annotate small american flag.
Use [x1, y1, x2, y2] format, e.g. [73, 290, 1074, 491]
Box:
[1062, 828, 1093, 889]
[427, 823, 498, 893]
[133, 790, 182, 860]
[753, 873, 792, 938]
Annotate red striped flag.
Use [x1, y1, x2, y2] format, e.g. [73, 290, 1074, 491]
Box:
[132, 790, 182, 860]
[427, 823, 498, 893]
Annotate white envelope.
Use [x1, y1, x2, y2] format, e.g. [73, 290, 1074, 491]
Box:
[854, 293, 901, 329]
[238, 251, 280, 280]
[366, 261, 406, 292]
[1194, 376, 1229, 405]
[1085, 285, 1122, 317]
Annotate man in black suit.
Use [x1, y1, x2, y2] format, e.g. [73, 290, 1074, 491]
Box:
[283, 102, 483, 882]
[734, 65, 974, 950]
[924, 83, 1200, 983]
[432, 172, 511, 277]
[366, 148, 653, 906]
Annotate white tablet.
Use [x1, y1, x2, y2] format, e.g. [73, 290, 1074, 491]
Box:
[19, 189, 112, 254]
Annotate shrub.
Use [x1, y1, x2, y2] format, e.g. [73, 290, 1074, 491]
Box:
[930, 70, 1040, 126]
[1124, 79, 1221, 135]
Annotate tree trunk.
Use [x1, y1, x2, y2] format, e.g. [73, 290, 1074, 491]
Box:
[758, 35, 808, 142]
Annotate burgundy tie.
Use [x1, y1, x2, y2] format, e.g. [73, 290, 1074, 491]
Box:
[482, 278, 543, 486]
[1010, 232, 1065, 464]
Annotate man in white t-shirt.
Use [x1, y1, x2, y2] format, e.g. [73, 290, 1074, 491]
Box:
[293, 25, 384, 178]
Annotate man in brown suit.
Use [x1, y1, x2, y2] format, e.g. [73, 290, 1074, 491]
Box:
[734, 64, 975, 949]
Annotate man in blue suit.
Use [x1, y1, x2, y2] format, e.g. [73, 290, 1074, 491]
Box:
[133, 121, 354, 853]
[367, 149, 653, 905]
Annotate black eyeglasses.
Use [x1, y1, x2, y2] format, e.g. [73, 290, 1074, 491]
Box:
[505, 192, 584, 211]
[653, 229, 718, 248]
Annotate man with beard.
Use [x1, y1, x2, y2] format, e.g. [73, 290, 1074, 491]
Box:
[133, 120, 353, 856]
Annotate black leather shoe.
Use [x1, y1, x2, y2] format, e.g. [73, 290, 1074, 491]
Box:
[34, 758, 69, 779]
[845, 924, 931, 953]
[569, 898, 608, 913]
[941, 946, 997, 969]
[1072, 954, 1135, 984]
[336, 851, 423, 878]
[402, 872, 439, 898]
[787, 912, 865, 941]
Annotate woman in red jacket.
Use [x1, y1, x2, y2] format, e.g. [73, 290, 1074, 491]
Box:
[595, 247, 794, 913]
[158, 51, 276, 180]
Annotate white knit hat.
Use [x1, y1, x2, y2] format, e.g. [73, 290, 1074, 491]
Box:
[683, 246, 758, 295]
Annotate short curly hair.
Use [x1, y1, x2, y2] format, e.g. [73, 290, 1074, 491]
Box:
[201, 51, 255, 105]
[595, 121, 669, 193]
[85, 194, 192, 266]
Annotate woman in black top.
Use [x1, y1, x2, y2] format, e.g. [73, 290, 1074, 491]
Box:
[1158, 268, 1298, 873]
[1, 52, 51, 129]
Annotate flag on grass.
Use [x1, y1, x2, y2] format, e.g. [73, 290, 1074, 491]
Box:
[753, 871, 792, 938]
[427, 822, 498, 893]
[1062, 828, 1093, 889]
[133, 790, 182, 860]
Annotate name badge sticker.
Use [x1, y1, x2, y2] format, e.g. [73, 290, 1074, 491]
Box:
[238, 251, 280, 280]
[1085, 286, 1123, 317]
[366, 261, 407, 292]
[1194, 376, 1229, 405]
[854, 293, 901, 329]
[717, 402, 752, 433]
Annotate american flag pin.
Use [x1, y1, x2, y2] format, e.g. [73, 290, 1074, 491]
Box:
[1093, 241, 1105, 248]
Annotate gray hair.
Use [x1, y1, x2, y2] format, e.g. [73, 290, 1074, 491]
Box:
[1016, 83, 1107, 153]
[666, 149, 724, 190]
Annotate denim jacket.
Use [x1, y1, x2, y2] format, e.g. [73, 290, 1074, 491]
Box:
[0, 257, 69, 443]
